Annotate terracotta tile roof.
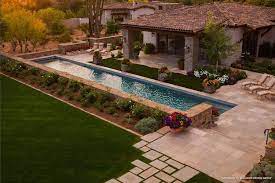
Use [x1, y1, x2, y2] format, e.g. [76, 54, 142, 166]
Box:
[103, 2, 156, 10]
[121, 2, 275, 33]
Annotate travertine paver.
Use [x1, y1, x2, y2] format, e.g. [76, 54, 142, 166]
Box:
[173, 180, 182, 183]
[140, 146, 151, 152]
[150, 159, 168, 170]
[139, 167, 159, 179]
[130, 167, 143, 175]
[172, 166, 199, 182]
[143, 150, 162, 160]
[165, 159, 185, 169]
[141, 132, 162, 142]
[159, 156, 169, 161]
[118, 172, 143, 183]
[131, 160, 150, 170]
[133, 140, 148, 149]
[105, 179, 120, 183]
[157, 126, 171, 135]
[155, 171, 175, 183]
[143, 176, 161, 183]
[163, 166, 176, 174]
[146, 73, 275, 183]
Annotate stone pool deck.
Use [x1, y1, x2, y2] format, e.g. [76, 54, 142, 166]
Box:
[106, 71, 274, 183]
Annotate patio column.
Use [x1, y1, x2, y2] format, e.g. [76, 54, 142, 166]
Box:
[184, 36, 199, 72]
[122, 29, 135, 59]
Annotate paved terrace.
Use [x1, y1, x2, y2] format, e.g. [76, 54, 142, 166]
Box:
[144, 71, 275, 183]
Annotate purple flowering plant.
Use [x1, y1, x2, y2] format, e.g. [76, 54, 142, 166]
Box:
[164, 112, 192, 129]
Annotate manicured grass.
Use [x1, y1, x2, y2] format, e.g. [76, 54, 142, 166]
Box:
[185, 173, 221, 183]
[102, 58, 203, 91]
[1, 75, 141, 183]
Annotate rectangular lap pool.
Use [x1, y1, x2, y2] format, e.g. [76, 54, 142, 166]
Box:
[35, 56, 236, 113]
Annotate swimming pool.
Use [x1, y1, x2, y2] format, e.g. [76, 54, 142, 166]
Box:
[36, 56, 236, 113]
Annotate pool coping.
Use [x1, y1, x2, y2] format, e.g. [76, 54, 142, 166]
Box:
[33, 55, 237, 111]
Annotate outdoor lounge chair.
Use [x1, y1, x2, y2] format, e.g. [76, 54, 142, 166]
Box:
[257, 90, 275, 100]
[248, 77, 275, 93]
[241, 74, 269, 89]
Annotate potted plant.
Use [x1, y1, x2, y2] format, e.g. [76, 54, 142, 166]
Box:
[177, 58, 185, 70]
[202, 78, 220, 94]
[121, 59, 131, 72]
[133, 41, 142, 59]
[158, 66, 170, 81]
[268, 127, 275, 148]
[93, 51, 102, 65]
[164, 112, 192, 133]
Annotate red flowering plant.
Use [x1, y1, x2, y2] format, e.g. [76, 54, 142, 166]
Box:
[163, 112, 192, 129]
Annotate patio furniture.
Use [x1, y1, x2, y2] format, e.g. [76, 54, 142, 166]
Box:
[241, 74, 269, 89]
[257, 90, 275, 100]
[248, 77, 275, 93]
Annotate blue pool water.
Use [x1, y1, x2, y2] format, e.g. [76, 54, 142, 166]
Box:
[36, 56, 236, 112]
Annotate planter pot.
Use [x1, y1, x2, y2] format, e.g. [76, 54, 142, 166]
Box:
[93, 56, 102, 65]
[121, 64, 130, 72]
[203, 86, 216, 94]
[170, 127, 185, 133]
[178, 61, 184, 70]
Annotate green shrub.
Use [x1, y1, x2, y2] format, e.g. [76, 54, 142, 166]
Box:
[250, 160, 275, 183]
[93, 101, 104, 112]
[115, 98, 133, 112]
[68, 80, 81, 92]
[106, 20, 119, 35]
[143, 43, 155, 54]
[41, 72, 59, 86]
[131, 104, 149, 119]
[80, 87, 91, 98]
[58, 31, 72, 43]
[28, 67, 40, 76]
[85, 91, 97, 104]
[51, 21, 66, 35]
[97, 92, 114, 104]
[123, 113, 133, 124]
[150, 109, 166, 121]
[135, 117, 161, 134]
[105, 106, 116, 115]
[57, 77, 69, 86]
[57, 86, 65, 96]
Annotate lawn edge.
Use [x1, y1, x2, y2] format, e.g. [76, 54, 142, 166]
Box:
[1, 72, 142, 137]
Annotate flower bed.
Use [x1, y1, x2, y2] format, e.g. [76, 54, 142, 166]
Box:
[164, 112, 192, 133]
[189, 66, 247, 93]
[0, 56, 167, 135]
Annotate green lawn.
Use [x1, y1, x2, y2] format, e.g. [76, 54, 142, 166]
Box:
[185, 173, 221, 183]
[102, 58, 203, 91]
[1, 75, 141, 183]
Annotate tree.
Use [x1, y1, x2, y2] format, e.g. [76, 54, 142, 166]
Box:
[0, 10, 8, 44]
[36, 8, 66, 35]
[86, 0, 105, 37]
[4, 9, 47, 52]
[202, 13, 235, 72]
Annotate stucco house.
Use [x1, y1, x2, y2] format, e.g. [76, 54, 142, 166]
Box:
[121, 2, 275, 72]
[101, 1, 180, 25]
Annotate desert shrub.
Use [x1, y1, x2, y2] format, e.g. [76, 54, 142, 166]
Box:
[93, 101, 104, 112]
[131, 104, 149, 119]
[115, 98, 133, 112]
[250, 160, 275, 183]
[68, 80, 81, 92]
[80, 87, 91, 97]
[97, 92, 114, 104]
[143, 43, 155, 54]
[150, 109, 166, 121]
[79, 23, 89, 35]
[105, 106, 116, 115]
[135, 117, 161, 134]
[57, 77, 69, 86]
[66, 93, 74, 101]
[85, 91, 97, 104]
[28, 67, 40, 76]
[123, 113, 133, 124]
[57, 86, 65, 96]
[58, 31, 72, 43]
[41, 72, 59, 86]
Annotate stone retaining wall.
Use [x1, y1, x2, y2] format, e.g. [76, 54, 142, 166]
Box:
[16, 49, 59, 59]
[87, 35, 122, 46]
[0, 51, 213, 128]
[58, 41, 90, 54]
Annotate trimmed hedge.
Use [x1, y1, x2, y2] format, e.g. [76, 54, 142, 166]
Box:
[102, 58, 204, 91]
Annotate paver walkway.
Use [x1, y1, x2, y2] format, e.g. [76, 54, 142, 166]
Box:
[147, 72, 275, 183]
